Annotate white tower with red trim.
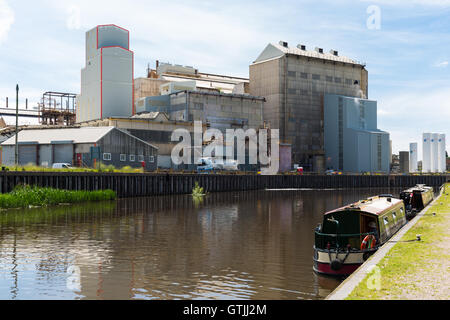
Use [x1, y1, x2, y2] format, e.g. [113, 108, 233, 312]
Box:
[77, 25, 134, 123]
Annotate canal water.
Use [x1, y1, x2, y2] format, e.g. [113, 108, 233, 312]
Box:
[0, 188, 401, 300]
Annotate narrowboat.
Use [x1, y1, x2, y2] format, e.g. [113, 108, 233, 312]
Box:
[399, 184, 434, 220]
[313, 195, 406, 276]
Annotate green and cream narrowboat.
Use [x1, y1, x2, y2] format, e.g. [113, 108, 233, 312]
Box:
[313, 195, 406, 276]
[400, 184, 434, 220]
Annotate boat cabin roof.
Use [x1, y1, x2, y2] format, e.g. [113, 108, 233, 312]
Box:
[324, 196, 403, 216]
[401, 184, 433, 193]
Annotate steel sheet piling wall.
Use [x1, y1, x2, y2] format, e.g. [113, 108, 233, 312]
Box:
[0, 172, 448, 198]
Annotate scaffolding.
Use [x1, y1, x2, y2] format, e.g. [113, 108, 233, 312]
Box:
[38, 92, 77, 126]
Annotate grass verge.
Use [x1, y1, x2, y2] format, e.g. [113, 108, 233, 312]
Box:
[0, 185, 116, 209]
[346, 183, 450, 300]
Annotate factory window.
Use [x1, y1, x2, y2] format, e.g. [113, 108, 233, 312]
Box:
[300, 89, 308, 95]
[120, 154, 126, 162]
[345, 78, 353, 85]
[149, 156, 155, 163]
[326, 76, 333, 82]
[103, 153, 111, 161]
[288, 88, 297, 95]
[129, 155, 136, 162]
[138, 155, 144, 162]
[312, 74, 320, 80]
[300, 72, 308, 79]
[334, 77, 342, 83]
[288, 71, 296, 77]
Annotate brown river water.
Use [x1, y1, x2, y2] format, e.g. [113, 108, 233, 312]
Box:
[0, 188, 402, 300]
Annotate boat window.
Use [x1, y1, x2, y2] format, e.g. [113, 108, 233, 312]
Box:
[400, 207, 404, 214]
[383, 217, 389, 225]
[392, 212, 397, 220]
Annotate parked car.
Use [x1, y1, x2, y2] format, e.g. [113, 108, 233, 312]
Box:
[197, 158, 214, 172]
[52, 163, 74, 169]
[196, 157, 239, 173]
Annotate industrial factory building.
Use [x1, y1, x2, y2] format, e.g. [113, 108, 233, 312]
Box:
[324, 94, 390, 173]
[71, 25, 266, 170]
[250, 41, 369, 171]
[76, 24, 134, 123]
[1, 127, 158, 170]
[135, 61, 249, 100]
[136, 89, 264, 132]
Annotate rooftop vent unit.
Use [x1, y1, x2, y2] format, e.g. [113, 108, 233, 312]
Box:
[279, 41, 288, 48]
[315, 47, 324, 54]
[297, 44, 306, 50]
[330, 50, 339, 56]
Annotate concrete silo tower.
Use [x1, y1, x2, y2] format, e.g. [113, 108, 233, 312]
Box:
[422, 133, 431, 173]
[77, 25, 134, 123]
[409, 142, 418, 172]
[431, 133, 439, 172]
[438, 134, 446, 173]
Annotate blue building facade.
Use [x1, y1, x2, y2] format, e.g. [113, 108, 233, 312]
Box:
[324, 94, 390, 173]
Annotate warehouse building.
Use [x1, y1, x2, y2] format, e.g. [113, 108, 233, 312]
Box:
[1, 127, 158, 170]
[79, 117, 206, 169]
[324, 94, 390, 173]
[250, 41, 369, 171]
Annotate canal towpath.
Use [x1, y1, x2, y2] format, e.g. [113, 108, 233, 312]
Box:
[328, 183, 450, 300]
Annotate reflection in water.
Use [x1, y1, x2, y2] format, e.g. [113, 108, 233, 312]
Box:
[0, 188, 401, 300]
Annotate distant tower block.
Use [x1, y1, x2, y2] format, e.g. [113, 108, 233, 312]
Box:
[438, 134, 446, 173]
[77, 24, 134, 123]
[409, 142, 418, 172]
[422, 133, 431, 173]
[399, 151, 410, 174]
[431, 133, 439, 172]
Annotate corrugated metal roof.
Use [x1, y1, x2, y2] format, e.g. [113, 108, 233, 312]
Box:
[253, 43, 365, 66]
[325, 196, 403, 216]
[1, 126, 115, 145]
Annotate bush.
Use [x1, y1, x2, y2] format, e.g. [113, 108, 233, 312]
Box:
[0, 185, 117, 209]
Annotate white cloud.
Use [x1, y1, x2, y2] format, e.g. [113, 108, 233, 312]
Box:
[66, 5, 81, 30]
[377, 88, 450, 155]
[0, 0, 14, 44]
[361, 0, 450, 7]
[434, 61, 449, 68]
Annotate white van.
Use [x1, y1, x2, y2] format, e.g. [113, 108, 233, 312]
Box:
[52, 163, 74, 169]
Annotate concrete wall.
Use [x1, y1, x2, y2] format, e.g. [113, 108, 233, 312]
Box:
[78, 54, 101, 122]
[134, 78, 169, 101]
[101, 47, 133, 118]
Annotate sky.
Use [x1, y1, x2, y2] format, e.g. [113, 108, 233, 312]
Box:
[0, 0, 449, 157]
